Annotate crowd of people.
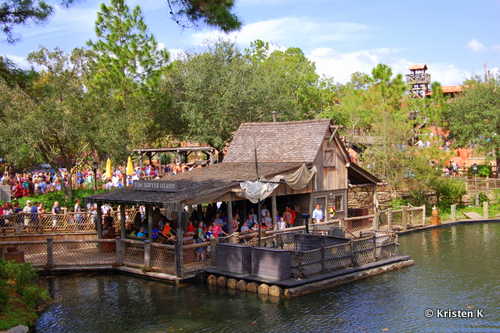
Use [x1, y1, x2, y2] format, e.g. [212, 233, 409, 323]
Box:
[117, 203, 307, 261]
[0, 161, 207, 199]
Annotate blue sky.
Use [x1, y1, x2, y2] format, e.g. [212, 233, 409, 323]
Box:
[2, 0, 499, 84]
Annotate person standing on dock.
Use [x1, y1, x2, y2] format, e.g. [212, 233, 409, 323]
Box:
[312, 204, 324, 224]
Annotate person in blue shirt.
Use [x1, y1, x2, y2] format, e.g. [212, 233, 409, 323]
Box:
[312, 204, 324, 223]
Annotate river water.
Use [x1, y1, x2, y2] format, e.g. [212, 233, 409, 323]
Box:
[36, 222, 500, 333]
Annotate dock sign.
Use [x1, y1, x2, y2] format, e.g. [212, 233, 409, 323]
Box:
[133, 180, 177, 192]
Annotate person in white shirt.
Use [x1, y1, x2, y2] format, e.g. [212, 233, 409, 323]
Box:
[312, 204, 324, 223]
[275, 217, 287, 231]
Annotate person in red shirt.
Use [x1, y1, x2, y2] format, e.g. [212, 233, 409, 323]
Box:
[186, 220, 196, 234]
[290, 206, 297, 225]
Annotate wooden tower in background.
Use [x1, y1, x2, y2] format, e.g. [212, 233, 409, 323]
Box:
[406, 64, 431, 98]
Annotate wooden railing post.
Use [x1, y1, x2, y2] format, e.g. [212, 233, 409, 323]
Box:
[46, 238, 54, 269]
[144, 240, 151, 271]
[119, 205, 126, 239]
[483, 201, 489, 219]
[116, 238, 124, 266]
[387, 210, 392, 231]
[373, 210, 380, 230]
[320, 239, 325, 273]
[451, 204, 457, 221]
[96, 203, 103, 238]
[402, 206, 408, 230]
[175, 210, 184, 278]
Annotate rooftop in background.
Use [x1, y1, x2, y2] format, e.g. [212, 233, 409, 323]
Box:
[441, 85, 463, 94]
[224, 119, 332, 163]
[409, 64, 428, 71]
[425, 85, 464, 96]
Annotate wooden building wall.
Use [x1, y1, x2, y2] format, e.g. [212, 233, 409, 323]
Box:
[314, 138, 348, 192]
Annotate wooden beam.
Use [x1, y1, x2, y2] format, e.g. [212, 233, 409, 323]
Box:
[146, 205, 153, 241]
[227, 197, 233, 234]
[175, 209, 184, 278]
[119, 205, 126, 239]
[272, 193, 278, 225]
[96, 203, 103, 238]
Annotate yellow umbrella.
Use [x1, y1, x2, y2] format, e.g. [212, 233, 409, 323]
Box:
[126, 156, 135, 176]
[105, 158, 112, 179]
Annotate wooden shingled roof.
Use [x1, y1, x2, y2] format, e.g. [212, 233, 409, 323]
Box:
[87, 162, 303, 206]
[224, 119, 332, 163]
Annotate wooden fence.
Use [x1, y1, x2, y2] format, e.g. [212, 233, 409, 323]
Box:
[291, 233, 398, 279]
[463, 177, 500, 192]
[0, 210, 138, 235]
[0, 237, 204, 278]
[377, 205, 426, 231]
[213, 231, 399, 281]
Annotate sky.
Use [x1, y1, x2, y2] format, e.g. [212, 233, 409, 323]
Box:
[2, 0, 499, 85]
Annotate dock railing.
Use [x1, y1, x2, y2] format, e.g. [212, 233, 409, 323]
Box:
[0, 210, 138, 235]
[291, 232, 398, 279]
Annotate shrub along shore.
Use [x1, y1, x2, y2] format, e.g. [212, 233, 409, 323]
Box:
[0, 260, 50, 330]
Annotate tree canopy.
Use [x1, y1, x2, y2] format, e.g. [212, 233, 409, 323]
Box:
[442, 77, 500, 167]
[1, 0, 241, 43]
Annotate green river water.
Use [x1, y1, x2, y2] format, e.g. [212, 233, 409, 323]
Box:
[36, 222, 500, 333]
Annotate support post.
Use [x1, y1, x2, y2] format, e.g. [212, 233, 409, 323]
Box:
[147, 205, 153, 241]
[120, 205, 126, 239]
[451, 204, 457, 221]
[272, 193, 278, 225]
[402, 206, 408, 230]
[227, 198, 233, 234]
[96, 203, 103, 238]
[387, 210, 392, 230]
[143, 240, 151, 270]
[483, 201, 489, 218]
[175, 209, 184, 278]
[422, 205, 426, 225]
[257, 200, 262, 246]
[373, 210, 379, 230]
[116, 238, 124, 265]
[320, 239, 325, 273]
[46, 238, 53, 269]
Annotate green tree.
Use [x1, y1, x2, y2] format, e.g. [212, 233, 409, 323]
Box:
[442, 78, 500, 175]
[1, 0, 240, 43]
[165, 40, 331, 155]
[0, 48, 95, 197]
[167, 0, 240, 32]
[85, 0, 174, 159]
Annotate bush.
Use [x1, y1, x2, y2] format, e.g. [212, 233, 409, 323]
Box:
[390, 198, 409, 209]
[7, 188, 107, 210]
[429, 177, 466, 208]
[20, 285, 49, 309]
[0, 260, 50, 330]
[0, 260, 37, 294]
[469, 164, 492, 177]
[478, 192, 490, 204]
[0, 280, 9, 312]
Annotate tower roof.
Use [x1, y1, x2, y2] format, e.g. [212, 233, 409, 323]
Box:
[409, 64, 428, 70]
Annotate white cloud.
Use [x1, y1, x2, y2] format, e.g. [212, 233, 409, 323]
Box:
[191, 17, 368, 47]
[14, 4, 98, 41]
[307, 47, 471, 85]
[168, 48, 187, 61]
[3, 55, 30, 69]
[467, 39, 486, 52]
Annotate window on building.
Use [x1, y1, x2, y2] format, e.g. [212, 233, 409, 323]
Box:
[324, 149, 336, 168]
[334, 195, 343, 212]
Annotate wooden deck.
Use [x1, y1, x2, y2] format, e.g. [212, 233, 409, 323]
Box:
[205, 255, 412, 288]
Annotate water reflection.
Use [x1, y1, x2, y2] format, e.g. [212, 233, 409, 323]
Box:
[37, 222, 500, 333]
